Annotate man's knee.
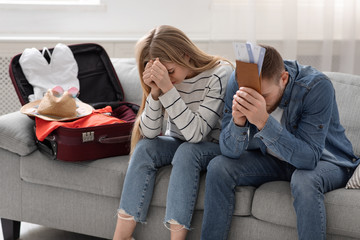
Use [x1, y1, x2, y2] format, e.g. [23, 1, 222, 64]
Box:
[291, 170, 322, 198]
[207, 155, 232, 179]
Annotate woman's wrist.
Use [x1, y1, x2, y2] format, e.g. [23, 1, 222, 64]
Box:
[160, 84, 174, 94]
[150, 88, 161, 100]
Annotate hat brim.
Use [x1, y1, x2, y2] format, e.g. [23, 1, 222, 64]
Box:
[20, 99, 94, 121]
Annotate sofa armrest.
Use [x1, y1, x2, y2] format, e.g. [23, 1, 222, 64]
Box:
[0, 111, 37, 156]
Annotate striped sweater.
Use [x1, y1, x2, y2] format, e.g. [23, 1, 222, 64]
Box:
[140, 61, 233, 143]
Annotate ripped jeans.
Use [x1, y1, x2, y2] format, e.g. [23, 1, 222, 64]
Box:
[118, 136, 221, 230]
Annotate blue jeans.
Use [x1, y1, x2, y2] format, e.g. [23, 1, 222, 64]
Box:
[201, 151, 353, 240]
[119, 136, 221, 229]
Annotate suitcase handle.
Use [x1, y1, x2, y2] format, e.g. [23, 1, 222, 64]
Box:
[36, 134, 57, 160]
[98, 135, 131, 144]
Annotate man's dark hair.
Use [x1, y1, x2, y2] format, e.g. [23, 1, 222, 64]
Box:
[260, 45, 285, 83]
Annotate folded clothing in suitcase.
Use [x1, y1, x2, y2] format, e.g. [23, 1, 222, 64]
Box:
[9, 43, 139, 161]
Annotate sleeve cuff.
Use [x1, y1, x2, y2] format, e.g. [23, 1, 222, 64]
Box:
[228, 118, 249, 141]
[158, 87, 179, 108]
[255, 115, 282, 144]
[147, 94, 162, 108]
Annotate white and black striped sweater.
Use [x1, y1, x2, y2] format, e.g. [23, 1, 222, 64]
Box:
[140, 61, 233, 143]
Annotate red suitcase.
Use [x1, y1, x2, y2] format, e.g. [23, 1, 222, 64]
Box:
[9, 43, 139, 161]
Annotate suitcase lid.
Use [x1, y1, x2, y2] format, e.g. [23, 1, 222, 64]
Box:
[9, 43, 125, 108]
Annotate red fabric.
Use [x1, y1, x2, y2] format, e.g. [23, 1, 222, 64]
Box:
[36, 106, 126, 141]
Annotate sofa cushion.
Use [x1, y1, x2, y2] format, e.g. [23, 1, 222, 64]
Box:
[233, 185, 256, 216]
[252, 181, 297, 228]
[252, 181, 360, 239]
[20, 150, 130, 198]
[0, 111, 37, 156]
[324, 72, 360, 157]
[325, 187, 360, 238]
[20, 151, 255, 215]
[111, 58, 142, 106]
[151, 165, 255, 215]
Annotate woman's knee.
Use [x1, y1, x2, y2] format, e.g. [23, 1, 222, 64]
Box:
[171, 142, 219, 167]
[171, 142, 198, 166]
[130, 138, 161, 167]
[133, 138, 158, 155]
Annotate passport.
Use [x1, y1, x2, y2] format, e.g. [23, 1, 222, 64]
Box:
[233, 42, 266, 93]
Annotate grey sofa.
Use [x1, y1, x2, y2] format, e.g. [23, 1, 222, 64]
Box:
[1, 58, 360, 240]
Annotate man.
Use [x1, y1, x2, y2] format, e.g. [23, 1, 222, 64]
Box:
[200, 45, 359, 240]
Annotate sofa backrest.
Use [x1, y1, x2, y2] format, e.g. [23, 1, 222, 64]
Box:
[324, 72, 360, 157]
[110, 59, 360, 157]
[111, 58, 142, 106]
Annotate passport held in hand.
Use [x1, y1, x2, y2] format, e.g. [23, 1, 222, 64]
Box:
[233, 42, 266, 93]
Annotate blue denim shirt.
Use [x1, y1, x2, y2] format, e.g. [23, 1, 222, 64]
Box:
[220, 60, 359, 170]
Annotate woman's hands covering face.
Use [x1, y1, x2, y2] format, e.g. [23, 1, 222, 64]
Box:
[143, 58, 173, 99]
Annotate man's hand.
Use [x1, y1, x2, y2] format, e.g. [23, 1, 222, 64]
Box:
[233, 87, 269, 130]
[232, 96, 247, 126]
[143, 60, 162, 99]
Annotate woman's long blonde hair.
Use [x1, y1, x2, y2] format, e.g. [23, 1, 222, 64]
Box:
[130, 25, 230, 153]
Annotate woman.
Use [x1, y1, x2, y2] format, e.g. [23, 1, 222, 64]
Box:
[113, 25, 233, 240]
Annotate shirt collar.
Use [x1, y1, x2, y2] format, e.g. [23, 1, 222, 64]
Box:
[278, 60, 298, 109]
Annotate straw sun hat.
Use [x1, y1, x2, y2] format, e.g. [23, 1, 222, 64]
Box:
[20, 87, 93, 121]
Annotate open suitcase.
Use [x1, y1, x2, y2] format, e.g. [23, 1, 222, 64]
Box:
[9, 43, 139, 161]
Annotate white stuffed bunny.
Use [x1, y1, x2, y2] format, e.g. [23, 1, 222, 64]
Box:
[19, 43, 80, 102]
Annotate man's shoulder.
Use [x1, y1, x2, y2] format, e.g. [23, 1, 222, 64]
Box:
[285, 60, 330, 88]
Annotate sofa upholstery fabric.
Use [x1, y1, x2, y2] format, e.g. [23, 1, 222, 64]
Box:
[0, 59, 359, 240]
[0, 111, 36, 156]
